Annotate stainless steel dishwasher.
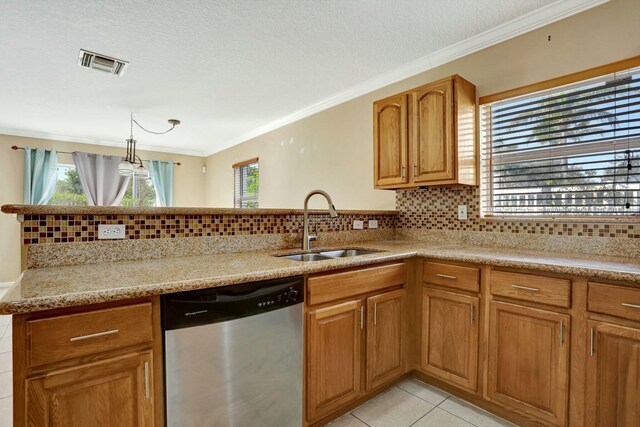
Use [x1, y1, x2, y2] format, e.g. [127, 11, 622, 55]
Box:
[162, 276, 303, 427]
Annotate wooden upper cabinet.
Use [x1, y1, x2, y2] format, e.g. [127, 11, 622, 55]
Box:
[306, 300, 363, 422]
[412, 79, 454, 183]
[586, 320, 640, 427]
[366, 289, 406, 391]
[373, 94, 408, 186]
[421, 288, 479, 392]
[26, 350, 154, 427]
[373, 75, 477, 189]
[487, 301, 569, 426]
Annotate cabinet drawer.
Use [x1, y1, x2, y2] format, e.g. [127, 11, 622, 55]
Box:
[490, 271, 571, 308]
[308, 262, 405, 306]
[423, 261, 479, 293]
[588, 282, 640, 322]
[27, 302, 153, 367]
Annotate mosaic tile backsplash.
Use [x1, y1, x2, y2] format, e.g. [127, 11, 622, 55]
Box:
[21, 212, 396, 245]
[396, 187, 639, 239]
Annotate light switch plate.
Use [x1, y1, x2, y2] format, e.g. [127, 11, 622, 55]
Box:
[353, 220, 364, 230]
[368, 220, 378, 229]
[98, 224, 126, 240]
[457, 205, 468, 221]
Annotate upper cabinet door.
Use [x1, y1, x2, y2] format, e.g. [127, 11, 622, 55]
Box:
[586, 320, 640, 427]
[373, 94, 408, 187]
[411, 78, 455, 183]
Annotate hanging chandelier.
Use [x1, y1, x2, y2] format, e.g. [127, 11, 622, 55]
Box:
[119, 114, 181, 178]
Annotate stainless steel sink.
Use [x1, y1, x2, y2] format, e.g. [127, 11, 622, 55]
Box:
[278, 248, 381, 261]
[318, 249, 380, 258]
[280, 253, 335, 262]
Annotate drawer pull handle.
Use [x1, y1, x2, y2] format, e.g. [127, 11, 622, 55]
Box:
[560, 321, 565, 347]
[70, 329, 119, 342]
[470, 304, 474, 324]
[436, 274, 457, 280]
[590, 327, 595, 356]
[512, 285, 539, 292]
[360, 307, 364, 330]
[401, 165, 405, 179]
[622, 303, 640, 310]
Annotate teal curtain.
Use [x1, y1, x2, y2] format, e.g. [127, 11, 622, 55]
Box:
[23, 147, 58, 205]
[148, 160, 174, 207]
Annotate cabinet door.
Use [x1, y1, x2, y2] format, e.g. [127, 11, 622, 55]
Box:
[307, 300, 363, 422]
[374, 94, 408, 186]
[586, 320, 640, 427]
[366, 289, 406, 390]
[487, 302, 569, 426]
[421, 288, 478, 391]
[26, 350, 154, 427]
[411, 78, 454, 183]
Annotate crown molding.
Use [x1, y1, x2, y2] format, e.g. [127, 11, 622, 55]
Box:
[204, 0, 609, 157]
[0, 127, 205, 157]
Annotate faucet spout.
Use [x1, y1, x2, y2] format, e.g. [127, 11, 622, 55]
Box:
[303, 190, 338, 250]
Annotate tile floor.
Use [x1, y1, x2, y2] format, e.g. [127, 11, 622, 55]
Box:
[0, 286, 516, 427]
[328, 379, 517, 427]
[0, 286, 12, 427]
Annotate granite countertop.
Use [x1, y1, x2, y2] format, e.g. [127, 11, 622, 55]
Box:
[1, 240, 640, 315]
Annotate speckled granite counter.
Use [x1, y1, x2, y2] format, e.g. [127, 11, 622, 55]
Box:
[2, 240, 640, 314]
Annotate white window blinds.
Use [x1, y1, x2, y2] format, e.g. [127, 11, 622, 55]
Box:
[481, 66, 640, 217]
[233, 160, 259, 208]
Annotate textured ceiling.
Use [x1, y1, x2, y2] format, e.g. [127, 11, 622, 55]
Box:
[0, 0, 601, 156]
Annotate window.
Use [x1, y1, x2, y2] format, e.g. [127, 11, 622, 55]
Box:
[233, 158, 259, 208]
[49, 164, 156, 207]
[481, 64, 640, 217]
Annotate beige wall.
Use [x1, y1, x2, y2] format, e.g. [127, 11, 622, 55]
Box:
[0, 134, 206, 282]
[204, 0, 640, 210]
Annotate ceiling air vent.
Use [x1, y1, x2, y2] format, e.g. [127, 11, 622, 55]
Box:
[77, 49, 129, 77]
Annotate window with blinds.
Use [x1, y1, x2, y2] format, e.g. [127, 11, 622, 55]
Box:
[233, 159, 259, 208]
[481, 65, 640, 217]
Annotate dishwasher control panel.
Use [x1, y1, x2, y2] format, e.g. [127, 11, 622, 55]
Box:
[162, 276, 304, 330]
[257, 286, 300, 308]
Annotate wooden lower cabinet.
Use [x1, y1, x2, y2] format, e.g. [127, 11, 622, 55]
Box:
[366, 289, 406, 391]
[586, 320, 640, 427]
[25, 350, 154, 426]
[487, 301, 569, 426]
[421, 288, 479, 391]
[307, 300, 363, 421]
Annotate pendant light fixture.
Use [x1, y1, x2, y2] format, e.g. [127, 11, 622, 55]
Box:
[119, 114, 181, 178]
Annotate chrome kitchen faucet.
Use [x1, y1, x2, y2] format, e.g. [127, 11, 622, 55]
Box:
[302, 190, 338, 250]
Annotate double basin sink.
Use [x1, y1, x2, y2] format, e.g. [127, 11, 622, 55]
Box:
[279, 248, 381, 261]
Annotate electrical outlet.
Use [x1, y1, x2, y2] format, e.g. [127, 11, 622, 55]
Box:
[353, 220, 364, 230]
[368, 220, 378, 229]
[457, 205, 468, 221]
[98, 224, 126, 240]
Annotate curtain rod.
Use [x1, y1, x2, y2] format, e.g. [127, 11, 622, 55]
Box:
[10, 145, 182, 166]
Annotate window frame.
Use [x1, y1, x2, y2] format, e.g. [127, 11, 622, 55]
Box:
[479, 56, 640, 221]
[233, 158, 259, 208]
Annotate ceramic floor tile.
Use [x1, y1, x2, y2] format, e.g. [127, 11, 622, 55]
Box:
[0, 396, 12, 427]
[440, 397, 517, 427]
[0, 371, 12, 399]
[412, 407, 475, 427]
[0, 353, 10, 374]
[397, 379, 449, 406]
[352, 387, 434, 427]
[2, 325, 10, 338]
[0, 337, 10, 354]
[327, 413, 369, 427]
[0, 316, 9, 327]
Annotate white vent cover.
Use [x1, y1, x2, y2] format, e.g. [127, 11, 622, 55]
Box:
[77, 49, 129, 76]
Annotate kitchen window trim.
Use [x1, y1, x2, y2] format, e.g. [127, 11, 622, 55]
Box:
[479, 55, 640, 222]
